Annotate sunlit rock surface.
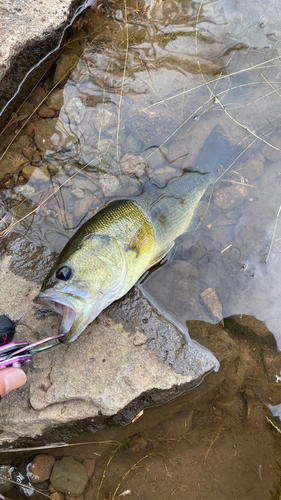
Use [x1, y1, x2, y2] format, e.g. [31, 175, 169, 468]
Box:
[0, 256, 220, 445]
[0, 0, 86, 118]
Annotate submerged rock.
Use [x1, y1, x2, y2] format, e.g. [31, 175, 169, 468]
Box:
[46, 90, 65, 111]
[213, 184, 249, 210]
[37, 105, 56, 119]
[74, 192, 94, 219]
[82, 459, 95, 479]
[63, 97, 85, 125]
[34, 119, 58, 152]
[0, 465, 13, 494]
[0, 152, 28, 183]
[50, 457, 88, 496]
[28, 454, 56, 483]
[120, 154, 147, 177]
[29, 87, 47, 107]
[127, 107, 179, 145]
[99, 173, 121, 197]
[241, 156, 264, 180]
[94, 107, 118, 133]
[50, 493, 65, 500]
[54, 54, 80, 86]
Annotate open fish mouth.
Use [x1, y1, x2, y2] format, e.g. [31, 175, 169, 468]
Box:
[35, 291, 78, 337]
[35, 287, 105, 342]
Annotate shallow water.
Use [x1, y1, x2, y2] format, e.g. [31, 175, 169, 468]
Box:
[2, 0, 281, 342]
[1, 0, 281, 497]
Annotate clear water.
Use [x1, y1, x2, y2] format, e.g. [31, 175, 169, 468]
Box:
[1, 0, 281, 497]
[2, 0, 281, 344]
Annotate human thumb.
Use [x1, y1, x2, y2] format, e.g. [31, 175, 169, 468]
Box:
[0, 367, 27, 398]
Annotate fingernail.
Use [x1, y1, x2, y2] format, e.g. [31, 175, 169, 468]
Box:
[4, 369, 27, 394]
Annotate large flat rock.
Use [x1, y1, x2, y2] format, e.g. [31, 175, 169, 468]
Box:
[0, 256, 218, 446]
[0, 0, 86, 120]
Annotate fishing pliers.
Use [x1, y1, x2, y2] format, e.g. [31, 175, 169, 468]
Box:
[0, 314, 64, 369]
[0, 335, 65, 369]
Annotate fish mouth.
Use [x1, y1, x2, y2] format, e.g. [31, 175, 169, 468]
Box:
[35, 288, 104, 343]
[35, 290, 77, 338]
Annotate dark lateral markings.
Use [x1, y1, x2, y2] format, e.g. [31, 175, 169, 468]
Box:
[158, 214, 167, 224]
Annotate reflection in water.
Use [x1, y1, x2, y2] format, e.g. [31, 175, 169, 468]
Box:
[268, 403, 281, 419]
[1, 0, 281, 498]
[1, 4, 281, 344]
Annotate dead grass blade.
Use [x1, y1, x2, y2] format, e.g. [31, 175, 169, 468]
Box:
[96, 442, 126, 500]
[0, 439, 120, 454]
[265, 203, 281, 263]
[0, 478, 52, 498]
[111, 452, 162, 500]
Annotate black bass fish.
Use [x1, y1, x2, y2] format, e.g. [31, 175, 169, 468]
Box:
[36, 127, 231, 342]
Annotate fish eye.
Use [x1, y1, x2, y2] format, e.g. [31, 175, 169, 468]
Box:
[56, 266, 72, 281]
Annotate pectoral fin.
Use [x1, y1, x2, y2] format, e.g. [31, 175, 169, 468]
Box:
[147, 242, 174, 269]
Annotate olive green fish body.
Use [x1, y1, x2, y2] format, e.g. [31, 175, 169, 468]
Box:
[36, 169, 218, 342]
[55, 199, 157, 295]
[134, 170, 217, 252]
[36, 125, 230, 341]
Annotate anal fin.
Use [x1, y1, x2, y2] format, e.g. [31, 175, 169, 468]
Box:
[187, 201, 221, 232]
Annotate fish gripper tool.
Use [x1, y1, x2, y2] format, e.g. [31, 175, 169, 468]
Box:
[0, 334, 65, 369]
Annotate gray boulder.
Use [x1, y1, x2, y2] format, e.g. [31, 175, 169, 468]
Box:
[0, 255, 218, 447]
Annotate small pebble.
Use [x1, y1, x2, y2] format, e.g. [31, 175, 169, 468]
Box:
[50, 492, 65, 500]
[65, 494, 84, 500]
[46, 89, 64, 111]
[213, 185, 248, 210]
[37, 105, 55, 119]
[22, 165, 36, 180]
[22, 146, 34, 162]
[127, 444, 140, 454]
[82, 459, 95, 479]
[53, 54, 79, 85]
[28, 454, 56, 483]
[32, 150, 42, 166]
[241, 157, 264, 180]
[133, 331, 147, 346]
[120, 154, 147, 176]
[14, 184, 35, 197]
[30, 87, 46, 106]
[20, 101, 35, 116]
[130, 436, 147, 450]
[23, 123, 35, 136]
[99, 174, 121, 197]
[9, 134, 31, 152]
[30, 166, 50, 182]
[0, 465, 13, 494]
[35, 480, 50, 493]
[71, 188, 84, 199]
[64, 97, 85, 125]
[74, 192, 94, 219]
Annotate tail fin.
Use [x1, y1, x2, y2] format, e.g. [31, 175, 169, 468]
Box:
[192, 125, 234, 175]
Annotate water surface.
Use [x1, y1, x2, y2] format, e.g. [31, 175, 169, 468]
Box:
[1, 0, 281, 497]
